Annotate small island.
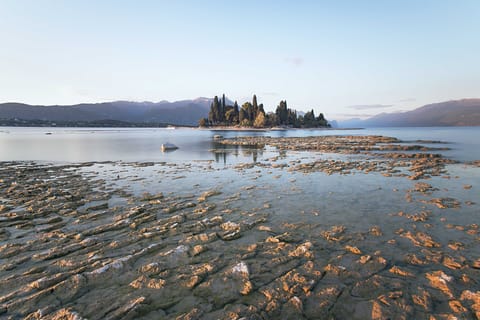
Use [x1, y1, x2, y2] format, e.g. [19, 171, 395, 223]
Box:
[198, 94, 330, 129]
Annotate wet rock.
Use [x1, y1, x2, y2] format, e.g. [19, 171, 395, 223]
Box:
[449, 299, 467, 314]
[304, 285, 343, 319]
[218, 221, 242, 240]
[189, 244, 207, 257]
[218, 230, 242, 241]
[413, 182, 438, 193]
[442, 255, 464, 270]
[412, 287, 433, 312]
[86, 255, 133, 281]
[460, 290, 480, 319]
[163, 202, 196, 214]
[289, 241, 314, 259]
[37, 308, 86, 320]
[400, 230, 440, 248]
[358, 255, 371, 264]
[229, 261, 253, 295]
[471, 258, 480, 269]
[231, 261, 250, 278]
[370, 293, 414, 320]
[140, 192, 163, 201]
[425, 271, 454, 298]
[221, 221, 241, 232]
[281, 296, 304, 319]
[321, 225, 346, 242]
[197, 189, 221, 202]
[429, 197, 461, 209]
[29, 273, 69, 290]
[345, 245, 362, 255]
[129, 275, 166, 289]
[389, 265, 414, 277]
[176, 307, 203, 320]
[0, 228, 10, 241]
[104, 296, 148, 320]
[85, 202, 109, 212]
[369, 226, 383, 236]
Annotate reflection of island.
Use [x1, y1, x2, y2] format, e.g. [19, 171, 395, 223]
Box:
[210, 142, 263, 163]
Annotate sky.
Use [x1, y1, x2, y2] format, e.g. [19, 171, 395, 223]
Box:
[1, 0, 479, 120]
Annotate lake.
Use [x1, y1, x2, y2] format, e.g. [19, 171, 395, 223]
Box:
[1, 126, 479, 319]
[0, 126, 479, 162]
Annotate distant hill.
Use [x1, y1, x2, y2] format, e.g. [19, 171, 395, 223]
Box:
[0, 98, 213, 126]
[338, 99, 480, 127]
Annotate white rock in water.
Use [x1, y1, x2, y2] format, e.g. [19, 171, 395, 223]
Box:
[89, 255, 132, 275]
[221, 221, 240, 231]
[163, 245, 189, 256]
[232, 261, 249, 278]
[161, 143, 178, 152]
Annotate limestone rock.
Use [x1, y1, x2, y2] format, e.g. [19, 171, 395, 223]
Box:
[425, 271, 453, 298]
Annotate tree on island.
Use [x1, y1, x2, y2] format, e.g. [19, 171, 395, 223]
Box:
[203, 94, 330, 128]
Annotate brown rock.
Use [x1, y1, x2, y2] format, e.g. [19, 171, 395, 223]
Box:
[369, 226, 383, 236]
[389, 266, 414, 277]
[240, 280, 253, 295]
[442, 256, 463, 270]
[425, 271, 453, 298]
[289, 241, 313, 259]
[449, 300, 467, 313]
[129, 275, 166, 289]
[460, 290, 480, 319]
[197, 189, 221, 202]
[345, 245, 362, 255]
[359, 255, 371, 264]
[412, 287, 432, 311]
[472, 258, 480, 269]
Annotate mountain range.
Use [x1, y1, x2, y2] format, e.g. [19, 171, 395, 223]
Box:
[0, 98, 213, 126]
[337, 99, 480, 128]
[1, 98, 479, 127]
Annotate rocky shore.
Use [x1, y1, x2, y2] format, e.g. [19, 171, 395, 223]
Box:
[0, 135, 479, 319]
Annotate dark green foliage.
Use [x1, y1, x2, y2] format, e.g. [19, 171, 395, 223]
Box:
[221, 94, 226, 122]
[208, 96, 221, 124]
[239, 108, 246, 124]
[294, 109, 330, 127]
[233, 101, 239, 123]
[202, 93, 329, 128]
[275, 100, 289, 125]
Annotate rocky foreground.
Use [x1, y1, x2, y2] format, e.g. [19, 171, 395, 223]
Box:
[0, 135, 479, 319]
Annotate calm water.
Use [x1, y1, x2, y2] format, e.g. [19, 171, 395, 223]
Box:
[0, 126, 479, 162]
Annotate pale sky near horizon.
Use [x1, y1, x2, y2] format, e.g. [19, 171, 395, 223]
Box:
[1, 0, 479, 120]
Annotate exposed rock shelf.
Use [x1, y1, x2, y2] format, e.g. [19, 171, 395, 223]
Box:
[0, 135, 478, 319]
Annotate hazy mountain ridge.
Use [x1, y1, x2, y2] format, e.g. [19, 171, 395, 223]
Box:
[2, 98, 479, 128]
[0, 99, 213, 126]
[338, 99, 480, 127]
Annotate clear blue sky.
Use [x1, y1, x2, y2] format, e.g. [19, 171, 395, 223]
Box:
[1, 0, 479, 120]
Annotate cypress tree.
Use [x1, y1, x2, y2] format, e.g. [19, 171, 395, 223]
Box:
[233, 101, 239, 124]
[221, 94, 226, 122]
[213, 96, 220, 124]
[252, 94, 258, 118]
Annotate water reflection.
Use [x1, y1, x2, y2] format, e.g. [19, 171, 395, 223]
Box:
[209, 141, 264, 163]
[1, 127, 479, 162]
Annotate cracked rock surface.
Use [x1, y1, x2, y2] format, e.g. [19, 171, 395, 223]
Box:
[0, 135, 479, 319]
